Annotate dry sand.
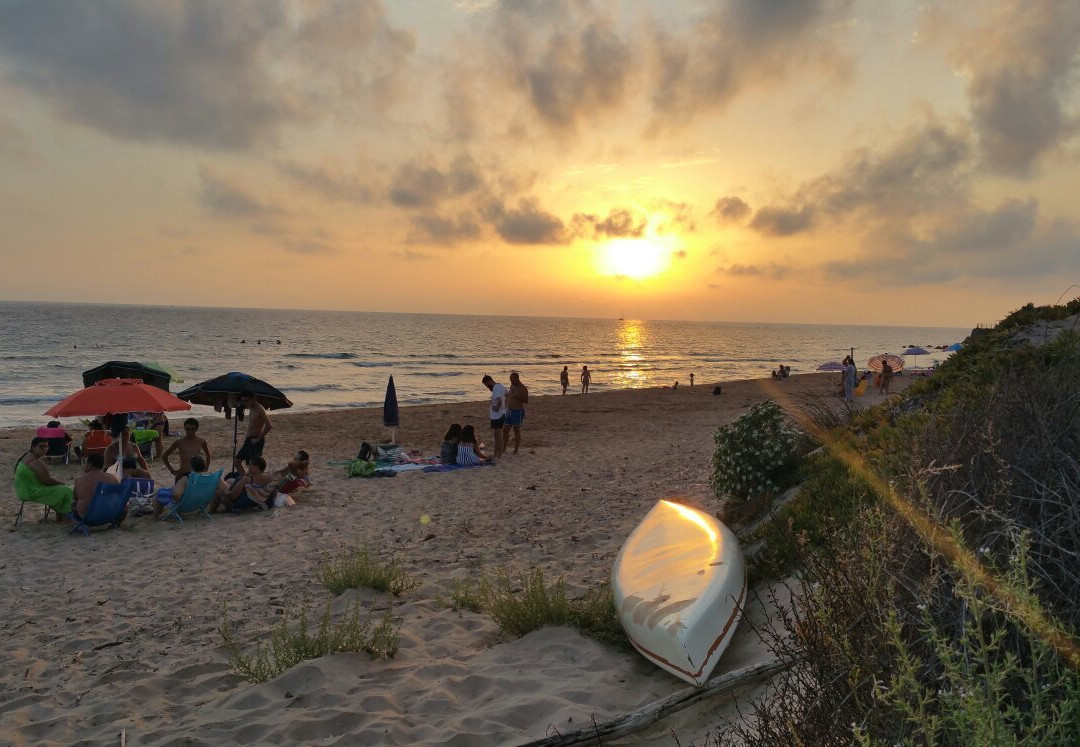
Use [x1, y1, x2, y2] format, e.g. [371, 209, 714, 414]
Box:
[0, 373, 906, 746]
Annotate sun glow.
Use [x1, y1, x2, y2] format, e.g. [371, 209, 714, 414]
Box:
[599, 237, 674, 279]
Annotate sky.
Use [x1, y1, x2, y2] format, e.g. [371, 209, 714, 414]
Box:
[0, 0, 1078, 327]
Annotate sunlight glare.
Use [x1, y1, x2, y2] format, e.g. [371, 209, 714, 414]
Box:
[600, 237, 672, 279]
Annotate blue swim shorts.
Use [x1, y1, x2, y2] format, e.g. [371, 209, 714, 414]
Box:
[505, 409, 525, 427]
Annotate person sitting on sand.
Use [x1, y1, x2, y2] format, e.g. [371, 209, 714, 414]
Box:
[73, 453, 121, 520]
[212, 456, 276, 513]
[440, 424, 462, 464]
[456, 425, 490, 466]
[154, 455, 226, 518]
[14, 437, 75, 520]
[274, 450, 312, 494]
[162, 418, 211, 481]
[772, 368, 783, 380]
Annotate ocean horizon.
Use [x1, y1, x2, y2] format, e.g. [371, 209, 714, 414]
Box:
[0, 300, 970, 428]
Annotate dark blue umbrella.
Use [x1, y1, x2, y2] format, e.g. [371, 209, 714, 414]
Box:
[383, 376, 399, 443]
[176, 372, 292, 460]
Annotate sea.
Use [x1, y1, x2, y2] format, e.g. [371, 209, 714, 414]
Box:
[0, 301, 970, 429]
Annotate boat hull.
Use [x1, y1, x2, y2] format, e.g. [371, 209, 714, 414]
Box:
[612, 500, 747, 685]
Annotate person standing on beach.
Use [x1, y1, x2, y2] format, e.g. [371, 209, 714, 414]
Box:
[581, 365, 591, 394]
[843, 357, 857, 402]
[162, 417, 211, 481]
[504, 372, 529, 454]
[482, 375, 507, 459]
[560, 366, 570, 395]
[234, 391, 272, 472]
[689, 373, 694, 388]
[880, 359, 894, 395]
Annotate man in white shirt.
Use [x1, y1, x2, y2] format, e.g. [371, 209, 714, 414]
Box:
[482, 375, 507, 459]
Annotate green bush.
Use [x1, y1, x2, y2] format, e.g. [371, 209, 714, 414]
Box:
[318, 545, 420, 596]
[221, 599, 399, 683]
[711, 400, 807, 506]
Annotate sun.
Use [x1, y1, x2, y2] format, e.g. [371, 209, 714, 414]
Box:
[600, 237, 672, 279]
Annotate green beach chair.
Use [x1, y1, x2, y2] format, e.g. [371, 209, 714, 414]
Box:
[160, 470, 222, 524]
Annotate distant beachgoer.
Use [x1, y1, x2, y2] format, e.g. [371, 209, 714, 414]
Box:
[162, 417, 211, 480]
[440, 424, 462, 464]
[844, 358, 857, 402]
[581, 365, 591, 394]
[214, 455, 275, 512]
[234, 391, 272, 471]
[689, 373, 694, 388]
[772, 368, 782, 380]
[482, 375, 507, 459]
[74, 454, 121, 519]
[14, 437, 75, 519]
[148, 412, 169, 459]
[504, 372, 529, 454]
[672, 381, 679, 391]
[880, 359, 894, 395]
[560, 366, 570, 395]
[456, 425, 490, 466]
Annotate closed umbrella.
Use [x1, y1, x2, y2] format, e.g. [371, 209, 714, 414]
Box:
[901, 346, 931, 368]
[176, 372, 292, 464]
[383, 376, 399, 444]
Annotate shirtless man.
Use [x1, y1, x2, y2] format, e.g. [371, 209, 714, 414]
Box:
[162, 418, 212, 480]
[560, 366, 570, 395]
[213, 455, 275, 512]
[73, 454, 120, 519]
[233, 392, 272, 472]
[503, 372, 529, 455]
[103, 425, 150, 474]
[580, 365, 591, 394]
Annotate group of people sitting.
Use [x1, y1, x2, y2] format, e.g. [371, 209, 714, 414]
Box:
[771, 364, 792, 379]
[13, 416, 312, 528]
[439, 423, 491, 466]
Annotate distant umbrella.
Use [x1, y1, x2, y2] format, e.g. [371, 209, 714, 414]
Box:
[816, 361, 845, 371]
[901, 346, 931, 368]
[83, 361, 171, 391]
[383, 376, 399, 443]
[868, 354, 905, 373]
[145, 361, 184, 384]
[946, 342, 963, 352]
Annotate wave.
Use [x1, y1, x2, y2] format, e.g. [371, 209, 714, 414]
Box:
[285, 352, 357, 360]
[533, 353, 563, 359]
[287, 383, 351, 393]
[349, 361, 391, 368]
[0, 395, 61, 405]
[412, 371, 464, 378]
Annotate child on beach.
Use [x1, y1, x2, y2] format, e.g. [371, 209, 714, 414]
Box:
[440, 424, 462, 464]
[456, 425, 490, 466]
[275, 450, 312, 493]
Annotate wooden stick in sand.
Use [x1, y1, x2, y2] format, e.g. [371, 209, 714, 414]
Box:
[520, 659, 788, 746]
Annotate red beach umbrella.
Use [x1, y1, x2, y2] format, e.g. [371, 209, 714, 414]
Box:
[45, 378, 192, 418]
[867, 354, 904, 373]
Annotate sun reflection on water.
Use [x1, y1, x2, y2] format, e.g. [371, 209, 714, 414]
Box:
[613, 319, 649, 388]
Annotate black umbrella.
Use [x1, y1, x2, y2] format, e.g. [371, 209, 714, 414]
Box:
[176, 372, 292, 461]
[83, 361, 171, 391]
[383, 376, 399, 443]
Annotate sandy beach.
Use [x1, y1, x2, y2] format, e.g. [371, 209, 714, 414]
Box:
[0, 373, 906, 746]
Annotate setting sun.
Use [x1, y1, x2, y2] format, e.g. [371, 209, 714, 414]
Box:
[599, 237, 673, 279]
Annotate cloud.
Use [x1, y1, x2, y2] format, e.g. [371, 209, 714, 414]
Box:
[199, 169, 280, 217]
[716, 262, 791, 279]
[570, 208, 648, 238]
[944, 0, 1080, 176]
[277, 161, 373, 204]
[389, 154, 483, 208]
[409, 211, 482, 243]
[750, 206, 815, 236]
[485, 197, 567, 244]
[0, 0, 414, 150]
[399, 248, 438, 261]
[712, 196, 752, 224]
[648, 0, 855, 125]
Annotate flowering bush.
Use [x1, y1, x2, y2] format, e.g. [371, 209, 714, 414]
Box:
[711, 400, 806, 504]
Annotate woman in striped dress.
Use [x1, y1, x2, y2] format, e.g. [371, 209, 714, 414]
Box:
[456, 425, 490, 466]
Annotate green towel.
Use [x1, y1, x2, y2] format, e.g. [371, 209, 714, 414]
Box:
[14, 462, 74, 514]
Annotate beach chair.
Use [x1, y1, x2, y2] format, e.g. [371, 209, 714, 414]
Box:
[70, 481, 134, 537]
[36, 426, 71, 464]
[855, 379, 868, 397]
[13, 500, 71, 529]
[80, 430, 112, 463]
[160, 470, 222, 524]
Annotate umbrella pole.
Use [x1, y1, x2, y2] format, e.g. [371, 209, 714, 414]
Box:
[232, 409, 239, 471]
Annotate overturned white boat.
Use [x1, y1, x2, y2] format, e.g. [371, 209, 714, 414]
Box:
[612, 500, 747, 685]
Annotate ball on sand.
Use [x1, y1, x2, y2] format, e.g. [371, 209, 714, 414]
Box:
[420, 514, 431, 525]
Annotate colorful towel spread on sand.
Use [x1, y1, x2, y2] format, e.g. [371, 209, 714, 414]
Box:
[422, 462, 496, 473]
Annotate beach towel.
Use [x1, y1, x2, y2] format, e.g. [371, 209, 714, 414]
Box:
[422, 462, 496, 473]
[14, 462, 75, 514]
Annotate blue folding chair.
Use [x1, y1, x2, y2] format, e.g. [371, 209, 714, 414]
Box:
[160, 470, 222, 524]
[70, 481, 134, 537]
